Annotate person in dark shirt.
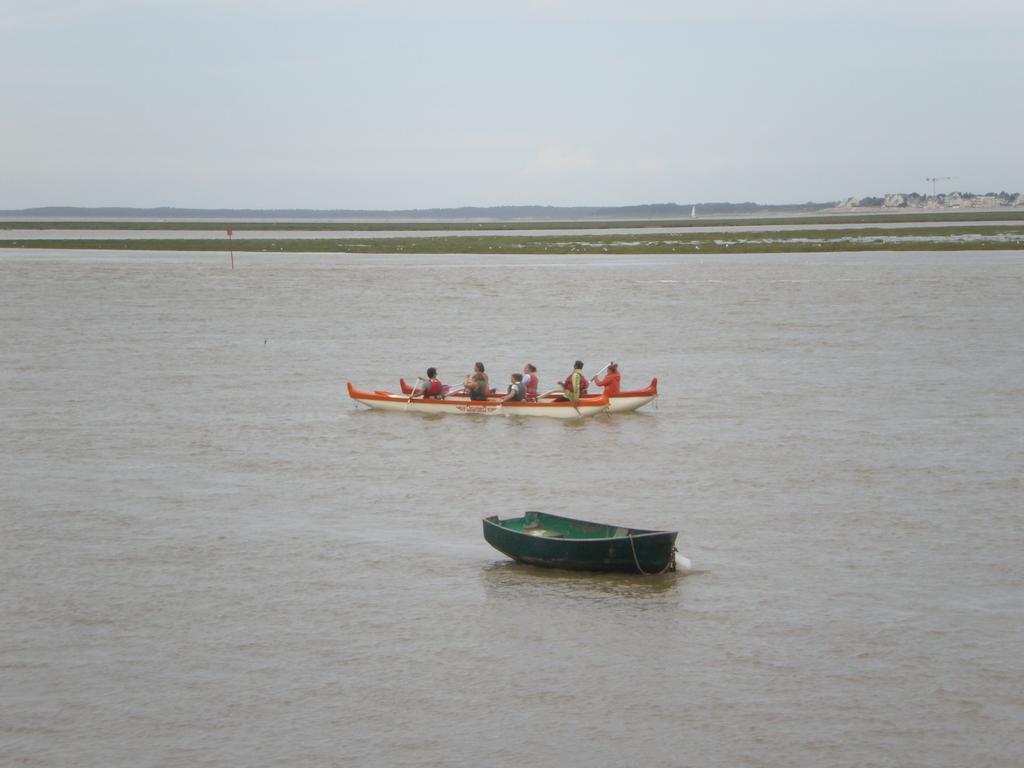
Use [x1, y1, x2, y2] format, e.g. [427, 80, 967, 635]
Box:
[464, 362, 490, 401]
[502, 372, 526, 403]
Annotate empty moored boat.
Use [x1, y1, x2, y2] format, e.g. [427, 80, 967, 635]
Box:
[483, 511, 678, 574]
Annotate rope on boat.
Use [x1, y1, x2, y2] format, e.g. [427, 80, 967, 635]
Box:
[628, 534, 676, 575]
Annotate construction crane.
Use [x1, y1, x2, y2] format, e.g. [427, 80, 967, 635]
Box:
[926, 176, 956, 196]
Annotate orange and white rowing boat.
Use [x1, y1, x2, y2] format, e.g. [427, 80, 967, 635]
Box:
[347, 382, 609, 419]
[398, 377, 658, 413]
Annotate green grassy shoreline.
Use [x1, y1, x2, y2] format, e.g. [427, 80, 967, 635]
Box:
[2, 225, 1023, 256]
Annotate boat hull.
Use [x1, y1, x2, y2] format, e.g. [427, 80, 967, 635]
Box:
[606, 390, 657, 413]
[483, 511, 677, 574]
[347, 383, 608, 419]
[596, 377, 658, 413]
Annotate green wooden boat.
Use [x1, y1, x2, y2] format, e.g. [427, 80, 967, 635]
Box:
[482, 511, 678, 574]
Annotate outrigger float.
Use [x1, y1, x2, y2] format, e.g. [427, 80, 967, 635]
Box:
[346, 382, 610, 419]
[398, 377, 658, 414]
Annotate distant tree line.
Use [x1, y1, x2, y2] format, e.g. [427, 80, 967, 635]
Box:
[3, 201, 838, 220]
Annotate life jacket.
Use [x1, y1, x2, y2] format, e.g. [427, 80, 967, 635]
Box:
[422, 378, 443, 398]
[506, 381, 526, 401]
[523, 373, 538, 397]
[564, 370, 588, 399]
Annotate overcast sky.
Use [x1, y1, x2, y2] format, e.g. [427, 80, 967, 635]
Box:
[3, 0, 1022, 209]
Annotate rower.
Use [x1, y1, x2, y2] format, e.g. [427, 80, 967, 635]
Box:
[522, 363, 539, 400]
[502, 373, 527, 403]
[415, 367, 446, 398]
[561, 360, 589, 401]
[592, 362, 621, 396]
[465, 362, 489, 401]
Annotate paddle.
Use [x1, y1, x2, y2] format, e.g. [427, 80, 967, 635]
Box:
[589, 362, 612, 383]
[406, 377, 423, 404]
[442, 387, 466, 399]
[497, 377, 528, 411]
[537, 383, 582, 414]
[573, 362, 612, 410]
[567, 393, 582, 416]
[559, 373, 583, 416]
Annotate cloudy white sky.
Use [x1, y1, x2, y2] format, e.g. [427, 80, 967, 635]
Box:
[3, 0, 1022, 209]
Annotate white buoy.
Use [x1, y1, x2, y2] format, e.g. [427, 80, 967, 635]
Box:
[675, 552, 692, 573]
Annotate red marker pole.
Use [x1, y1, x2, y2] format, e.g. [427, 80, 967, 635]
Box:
[227, 227, 234, 269]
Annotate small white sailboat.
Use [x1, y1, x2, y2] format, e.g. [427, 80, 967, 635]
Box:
[691, 205, 697, 218]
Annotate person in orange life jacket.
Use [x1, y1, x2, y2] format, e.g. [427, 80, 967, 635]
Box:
[501, 372, 527, 403]
[592, 362, 621, 396]
[464, 361, 490, 401]
[521, 363, 539, 400]
[414, 367, 445, 398]
[561, 360, 589, 400]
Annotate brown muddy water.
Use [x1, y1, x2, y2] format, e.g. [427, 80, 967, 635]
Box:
[1, 249, 1022, 767]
